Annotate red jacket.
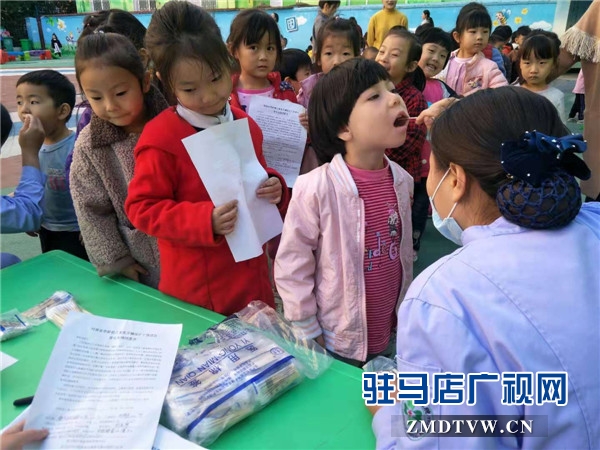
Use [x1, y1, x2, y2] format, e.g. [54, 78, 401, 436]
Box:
[386, 78, 428, 182]
[229, 72, 298, 111]
[125, 106, 289, 315]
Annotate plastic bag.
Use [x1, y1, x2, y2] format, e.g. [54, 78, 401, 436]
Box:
[162, 301, 332, 446]
[0, 309, 31, 341]
[21, 291, 84, 326]
[363, 355, 398, 373]
[46, 296, 87, 328]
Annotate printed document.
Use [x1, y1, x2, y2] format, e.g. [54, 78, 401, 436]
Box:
[247, 96, 307, 188]
[24, 312, 182, 449]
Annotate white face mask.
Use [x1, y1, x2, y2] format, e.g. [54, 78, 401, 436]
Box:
[429, 168, 463, 246]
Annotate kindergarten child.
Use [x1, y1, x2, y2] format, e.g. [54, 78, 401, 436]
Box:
[376, 27, 428, 259]
[50, 33, 62, 57]
[70, 32, 167, 288]
[15, 70, 88, 260]
[227, 9, 298, 111]
[275, 58, 414, 366]
[311, 0, 341, 57]
[298, 17, 361, 109]
[279, 48, 312, 95]
[124, 1, 289, 315]
[437, 2, 507, 96]
[518, 34, 566, 123]
[417, 27, 457, 104]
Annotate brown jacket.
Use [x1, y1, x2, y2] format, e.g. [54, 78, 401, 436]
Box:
[70, 86, 167, 288]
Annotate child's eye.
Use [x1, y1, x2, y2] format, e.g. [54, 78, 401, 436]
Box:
[368, 93, 380, 101]
[267, 46, 276, 51]
[441, 53, 448, 59]
[116, 91, 127, 97]
[343, 52, 351, 56]
[16, 101, 22, 106]
[183, 88, 196, 93]
[31, 100, 40, 105]
[249, 45, 258, 51]
[90, 97, 101, 101]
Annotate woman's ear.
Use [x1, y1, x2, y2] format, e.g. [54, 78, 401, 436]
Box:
[448, 162, 468, 203]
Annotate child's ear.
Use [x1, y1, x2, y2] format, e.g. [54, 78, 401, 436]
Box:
[155, 71, 163, 83]
[452, 31, 460, 44]
[406, 60, 419, 73]
[57, 103, 71, 121]
[337, 124, 352, 142]
[226, 42, 237, 58]
[284, 76, 293, 84]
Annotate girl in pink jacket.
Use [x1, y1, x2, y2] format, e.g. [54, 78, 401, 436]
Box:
[437, 3, 507, 96]
[274, 58, 414, 366]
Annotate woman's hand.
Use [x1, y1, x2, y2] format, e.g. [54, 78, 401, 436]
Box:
[416, 97, 460, 129]
[0, 420, 48, 450]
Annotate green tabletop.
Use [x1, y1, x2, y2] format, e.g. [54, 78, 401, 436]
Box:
[0, 251, 375, 449]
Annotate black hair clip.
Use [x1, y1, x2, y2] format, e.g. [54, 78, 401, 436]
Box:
[500, 131, 590, 186]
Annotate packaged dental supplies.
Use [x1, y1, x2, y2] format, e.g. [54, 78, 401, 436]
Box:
[162, 301, 332, 446]
[0, 310, 31, 341]
[21, 291, 86, 326]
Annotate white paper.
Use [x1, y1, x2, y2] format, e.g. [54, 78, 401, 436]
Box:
[4, 408, 206, 450]
[1, 351, 17, 371]
[23, 312, 182, 450]
[183, 119, 283, 262]
[247, 96, 307, 188]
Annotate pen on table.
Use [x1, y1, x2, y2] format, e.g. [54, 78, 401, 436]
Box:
[13, 395, 34, 407]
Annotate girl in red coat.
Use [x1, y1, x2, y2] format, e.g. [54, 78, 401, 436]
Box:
[124, 1, 289, 315]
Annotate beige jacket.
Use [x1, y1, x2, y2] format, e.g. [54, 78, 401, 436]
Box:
[70, 86, 167, 288]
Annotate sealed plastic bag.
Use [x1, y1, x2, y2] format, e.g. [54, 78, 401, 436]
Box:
[21, 291, 85, 326]
[0, 309, 31, 341]
[363, 355, 398, 373]
[162, 301, 332, 446]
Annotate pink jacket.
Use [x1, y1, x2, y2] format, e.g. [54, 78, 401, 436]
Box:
[274, 154, 414, 362]
[296, 72, 324, 109]
[439, 50, 508, 96]
[573, 70, 585, 95]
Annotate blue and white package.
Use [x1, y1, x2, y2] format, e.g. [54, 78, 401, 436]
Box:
[162, 301, 332, 446]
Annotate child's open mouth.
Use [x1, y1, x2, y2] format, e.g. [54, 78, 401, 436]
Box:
[394, 114, 409, 127]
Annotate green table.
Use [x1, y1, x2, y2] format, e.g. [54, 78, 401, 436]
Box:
[0, 251, 375, 449]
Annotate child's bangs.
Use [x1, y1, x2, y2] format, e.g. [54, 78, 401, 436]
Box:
[520, 35, 556, 61]
[458, 10, 492, 32]
[182, 36, 232, 77]
[348, 59, 390, 98]
[243, 14, 281, 45]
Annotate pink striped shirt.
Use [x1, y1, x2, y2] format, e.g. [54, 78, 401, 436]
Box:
[347, 162, 402, 354]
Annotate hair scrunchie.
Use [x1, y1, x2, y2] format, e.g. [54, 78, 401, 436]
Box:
[496, 131, 590, 229]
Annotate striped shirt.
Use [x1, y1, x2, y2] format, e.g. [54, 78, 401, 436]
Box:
[347, 162, 402, 354]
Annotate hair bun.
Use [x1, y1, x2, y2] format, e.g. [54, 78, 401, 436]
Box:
[496, 170, 582, 229]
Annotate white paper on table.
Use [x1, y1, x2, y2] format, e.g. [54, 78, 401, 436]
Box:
[183, 118, 283, 262]
[1, 351, 17, 371]
[247, 96, 307, 188]
[4, 407, 206, 450]
[23, 312, 182, 450]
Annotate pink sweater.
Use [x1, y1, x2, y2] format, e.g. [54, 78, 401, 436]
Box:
[438, 50, 508, 96]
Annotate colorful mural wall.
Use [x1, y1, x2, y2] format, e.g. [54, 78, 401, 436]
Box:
[26, 1, 558, 53]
